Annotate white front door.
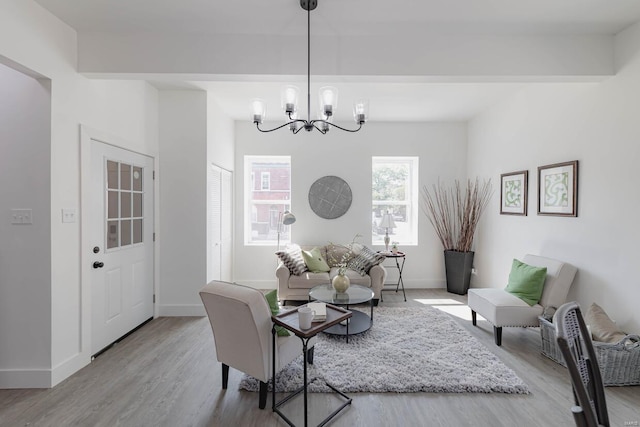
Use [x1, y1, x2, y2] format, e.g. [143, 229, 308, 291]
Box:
[90, 140, 154, 355]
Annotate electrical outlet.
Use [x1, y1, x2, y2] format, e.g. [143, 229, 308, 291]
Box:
[471, 268, 478, 275]
[11, 209, 33, 224]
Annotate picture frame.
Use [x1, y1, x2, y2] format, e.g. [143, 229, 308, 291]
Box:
[537, 160, 578, 217]
[500, 170, 528, 215]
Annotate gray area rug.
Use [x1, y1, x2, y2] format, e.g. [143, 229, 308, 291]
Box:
[239, 306, 530, 394]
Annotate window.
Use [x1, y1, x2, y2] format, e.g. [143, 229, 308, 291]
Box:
[261, 172, 270, 190]
[372, 157, 418, 246]
[245, 156, 292, 245]
[106, 160, 144, 250]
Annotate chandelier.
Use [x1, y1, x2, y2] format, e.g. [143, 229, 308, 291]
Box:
[251, 0, 368, 134]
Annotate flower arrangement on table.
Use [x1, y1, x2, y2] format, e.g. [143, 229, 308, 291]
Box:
[329, 234, 363, 276]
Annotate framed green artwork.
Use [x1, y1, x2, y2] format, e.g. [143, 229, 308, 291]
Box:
[537, 160, 578, 217]
[500, 170, 528, 215]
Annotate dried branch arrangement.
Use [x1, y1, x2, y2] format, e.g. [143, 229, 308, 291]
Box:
[421, 178, 493, 252]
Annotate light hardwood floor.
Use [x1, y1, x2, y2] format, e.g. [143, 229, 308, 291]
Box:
[1, 289, 638, 427]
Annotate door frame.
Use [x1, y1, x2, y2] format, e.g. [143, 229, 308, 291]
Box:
[80, 125, 158, 362]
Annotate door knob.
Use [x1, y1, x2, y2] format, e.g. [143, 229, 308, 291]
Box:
[93, 261, 104, 269]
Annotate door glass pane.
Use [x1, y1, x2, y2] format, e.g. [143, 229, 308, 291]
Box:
[121, 192, 132, 218]
[107, 161, 118, 189]
[121, 220, 132, 246]
[133, 193, 143, 217]
[108, 191, 119, 219]
[121, 163, 131, 190]
[107, 221, 119, 249]
[133, 166, 143, 191]
[133, 219, 143, 244]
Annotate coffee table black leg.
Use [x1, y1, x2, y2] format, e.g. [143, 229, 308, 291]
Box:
[370, 298, 374, 323]
[345, 305, 349, 343]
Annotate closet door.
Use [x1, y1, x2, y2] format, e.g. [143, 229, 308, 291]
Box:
[208, 164, 233, 282]
[220, 168, 233, 281]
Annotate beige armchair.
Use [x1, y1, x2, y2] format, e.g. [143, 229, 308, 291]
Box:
[199, 281, 315, 409]
[467, 254, 577, 346]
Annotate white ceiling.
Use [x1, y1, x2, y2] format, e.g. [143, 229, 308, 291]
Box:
[33, 0, 640, 122]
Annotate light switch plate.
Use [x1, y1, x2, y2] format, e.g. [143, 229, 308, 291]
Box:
[11, 209, 32, 224]
[62, 208, 77, 223]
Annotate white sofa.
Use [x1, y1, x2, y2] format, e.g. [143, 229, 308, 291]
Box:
[276, 244, 386, 305]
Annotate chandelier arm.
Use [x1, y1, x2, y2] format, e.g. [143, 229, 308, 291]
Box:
[311, 123, 328, 134]
[255, 121, 299, 133]
[311, 119, 363, 133]
[292, 124, 307, 135]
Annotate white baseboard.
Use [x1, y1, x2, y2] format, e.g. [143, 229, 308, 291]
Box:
[51, 352, 91, 387]
[0, 351, 92, 389]
[0, 369, 51, 389]
[384, 279, 445, 289]
[158, 304, 206, 316]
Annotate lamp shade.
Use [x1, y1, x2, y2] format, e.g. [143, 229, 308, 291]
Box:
[251, 98, 266, 123]
[379, 213, 396, 229]
[353, 99, 369, 124]
[319, 86, 338, 118]
[281, 85, 299, 114]
[282, 210, 296, 225]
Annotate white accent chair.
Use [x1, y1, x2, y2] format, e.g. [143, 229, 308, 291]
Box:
[467, 254, 577, 346]
[199, 281, 315, 409]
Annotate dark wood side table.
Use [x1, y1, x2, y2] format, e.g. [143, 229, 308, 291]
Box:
[271, 304, 352, 427]
[378, 251, 407, 301]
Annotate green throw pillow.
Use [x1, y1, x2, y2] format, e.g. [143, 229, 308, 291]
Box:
[301, 247, 330, 273]
[265, 289, 290, 336]
[504, 259, 547, 306]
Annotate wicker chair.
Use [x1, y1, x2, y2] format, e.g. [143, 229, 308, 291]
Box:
[554, 301, 609, 427]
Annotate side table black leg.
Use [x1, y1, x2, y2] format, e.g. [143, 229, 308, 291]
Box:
[397, 257, 407, 301]
[271, 325, 276, 411]
[302, 338, 308, 427]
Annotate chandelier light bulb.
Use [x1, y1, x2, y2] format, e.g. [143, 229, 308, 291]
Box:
[281, 85, 299, 115]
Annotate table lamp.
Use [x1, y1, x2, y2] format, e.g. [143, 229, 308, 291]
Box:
[379, 212, 396, 252]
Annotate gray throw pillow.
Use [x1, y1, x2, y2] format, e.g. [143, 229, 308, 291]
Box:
[347, 245, 386, 276]
[275, 244, 308, 275]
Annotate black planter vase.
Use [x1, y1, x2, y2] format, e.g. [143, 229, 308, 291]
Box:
[444, 250, 474, 295]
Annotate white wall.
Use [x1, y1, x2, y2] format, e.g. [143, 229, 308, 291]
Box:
[467, 22, 640, 334]
[234, 121, 468, 290]
[0, 63, 52, 385]
[158, 90, 208, 316]
[0, 0, 159, 387]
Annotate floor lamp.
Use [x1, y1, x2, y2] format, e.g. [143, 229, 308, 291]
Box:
[379, 212, 396, 252]
[277, 210, 296, 252]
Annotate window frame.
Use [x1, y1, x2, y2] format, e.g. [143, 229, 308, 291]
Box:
[244, 155, 292, 246]
[371, 156, 419, 246]
[260, 171, 270, 190]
